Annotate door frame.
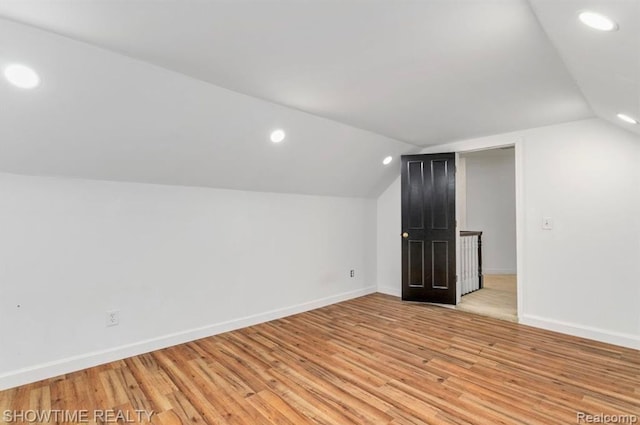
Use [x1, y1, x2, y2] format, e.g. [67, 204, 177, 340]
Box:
[422, 137, 524, 318]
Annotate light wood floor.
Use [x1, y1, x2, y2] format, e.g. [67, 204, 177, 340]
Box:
[1, 294, 639, 424]
[457, 275, 518, 322]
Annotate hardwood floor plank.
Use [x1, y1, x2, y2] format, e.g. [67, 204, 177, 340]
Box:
[1, 294, 638, 425]
[154, 352, 230, 425]
[165, 391, 210, 425]
[151, 409, 182, 425]
[251, 390, 311, 425]
[124, 357, 174, 413]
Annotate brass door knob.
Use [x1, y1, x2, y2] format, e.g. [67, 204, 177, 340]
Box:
[402, 232, 409, 238]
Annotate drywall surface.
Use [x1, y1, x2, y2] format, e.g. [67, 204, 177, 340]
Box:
[0, 173, 376, 389]
[515, 120, 640, 347]
[462, 149, 516, 274]
[0, 17, 414, 198]
[376, 176, 401, 297]
[377, 118, 640, 348]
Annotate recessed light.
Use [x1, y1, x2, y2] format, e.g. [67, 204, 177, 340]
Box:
[270, 129, 286, 143]
[4, 64, 40, 89]
[578, 11, 618, 31]
[382, 156, 393, 165]
[617, 113, 638, 124]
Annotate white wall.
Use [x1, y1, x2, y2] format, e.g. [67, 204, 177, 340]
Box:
[0, 173, 377, 389]
[456, 157, 467, 231]
[462, 149, 517, 274]
[376, 176, 401, 297]
[376, 118, 640, 348]
[517, 121, 640, 346]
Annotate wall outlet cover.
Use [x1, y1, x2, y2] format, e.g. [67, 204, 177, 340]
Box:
[106, 310, 120, 327]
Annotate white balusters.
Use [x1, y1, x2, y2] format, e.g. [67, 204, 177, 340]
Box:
[461, 233, 481, 295]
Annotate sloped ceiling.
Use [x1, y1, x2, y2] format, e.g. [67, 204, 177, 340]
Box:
[2, 1, 628, 197]
[0, 18, 416, 198]
[529, 0, 640, 138]
[0, 0, 592, 146]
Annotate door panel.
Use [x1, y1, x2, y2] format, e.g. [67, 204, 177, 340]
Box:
[401, 153, 456, 304]
[408, 240, 425, 287]
[432, 240, 449, 289]
[430, 160, 450, 229]
[407, 161, 425, 229]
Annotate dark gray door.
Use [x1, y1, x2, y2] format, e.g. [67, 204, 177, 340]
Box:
[401, 153, 456, 304]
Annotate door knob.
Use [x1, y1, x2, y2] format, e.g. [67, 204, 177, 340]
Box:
[402, 232, 409, 238]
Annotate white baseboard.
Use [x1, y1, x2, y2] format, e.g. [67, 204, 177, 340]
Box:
[377, 285, 401, 297]
[483, 269, 517, 275]
[0, 286, 376, 391]
[520, 314, 640, 350]
[375, 287, 638, 349]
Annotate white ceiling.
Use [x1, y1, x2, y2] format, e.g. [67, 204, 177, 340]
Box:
[0, 18, 415, 198]
[0, 0, 593, 146]
[530, 0, 640, 138]
[0, 1, 637, 197]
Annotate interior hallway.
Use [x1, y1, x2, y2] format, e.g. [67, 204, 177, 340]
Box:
[457, 274, 518, 322]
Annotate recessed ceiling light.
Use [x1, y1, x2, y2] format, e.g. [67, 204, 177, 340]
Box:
[4, 64, 40, 89]
[578, 11, 618, 31]
[382, 156, 393, 165]
[270, 129, 286, 143]
[617, 113, 638, 124]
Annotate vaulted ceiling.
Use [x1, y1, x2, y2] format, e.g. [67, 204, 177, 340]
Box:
[530, 0, 640, 138]
[0, 0, 637, 197]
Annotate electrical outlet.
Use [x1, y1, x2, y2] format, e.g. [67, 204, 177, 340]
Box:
[350, 269, 355, 278]
[106, 310, 120, 327]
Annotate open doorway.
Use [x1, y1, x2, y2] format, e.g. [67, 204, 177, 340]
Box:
[456, 147, 517, 322]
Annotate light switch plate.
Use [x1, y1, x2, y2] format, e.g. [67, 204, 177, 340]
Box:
[542, 217, 553, 230]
